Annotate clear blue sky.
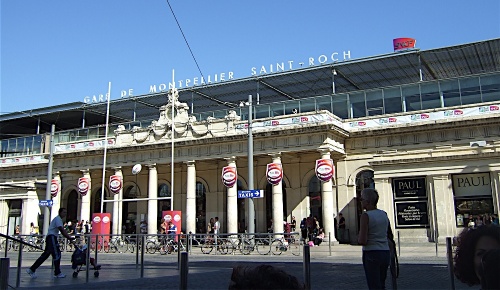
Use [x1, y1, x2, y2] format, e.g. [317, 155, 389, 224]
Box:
[1, 0, 499, 114]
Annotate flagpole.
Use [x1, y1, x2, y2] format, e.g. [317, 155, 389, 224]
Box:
[171, 69, 175, 211]
[100, 82, 112, 213]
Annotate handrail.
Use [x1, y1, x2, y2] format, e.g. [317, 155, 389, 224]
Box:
[0, 233, 43, 252]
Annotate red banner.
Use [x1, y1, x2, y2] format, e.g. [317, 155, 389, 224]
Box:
[91, 213, 111, 250]
[393, 37, 416, 51]
[109, 175, 122, 195]
[266, 163, 283, 185]
[222, 166, 237, 188]
[162, 211, 182, 241]
[50, 179, 59, 197]
[315, 159, 334, 182]
[78, 177, 90, 196]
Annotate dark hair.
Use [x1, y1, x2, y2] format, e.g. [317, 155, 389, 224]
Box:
[229, 264, 305, 289]
[454, 225, 500, 286]
[58, 208, 67, 215]
[480, 249, 500, 290]
[361, 188, 379, 206]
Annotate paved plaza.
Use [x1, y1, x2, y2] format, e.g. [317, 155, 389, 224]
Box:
[4, 243, 471, 289]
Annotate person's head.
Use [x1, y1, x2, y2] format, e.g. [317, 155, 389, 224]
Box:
[361, 188, 379, 210]
[339, 213, 343, 217]
[454, 225, 500, 286]
[58, 208, 67, 219]
[292, 216, 295, 220]
[215, 217, 219, 221]
[210, 218, 214, 223]
[30, 222, 34, 227]
[479, 249, 500, 290]
[229, 264, 305, 289]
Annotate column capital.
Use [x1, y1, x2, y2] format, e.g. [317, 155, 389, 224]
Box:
[224, 156, 237, 164]
[318, 147, 332, 155]
[113, 166, 122, 171]
[268, 152, 282, 160]
[80, 169, 90, 175]
[146, 163, 157, 169]
[184, 160, 196, 166]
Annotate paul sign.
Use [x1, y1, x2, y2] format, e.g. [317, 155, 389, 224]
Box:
[266, 163, 283, 185]
[315, 159, 334, 182]
[222, 166, 237, 188]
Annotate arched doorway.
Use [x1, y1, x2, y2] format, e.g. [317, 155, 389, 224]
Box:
[265, 182, 287, 231]
[355, 170, 375, 232]
[123, 185, 139, 234]
[158, 183, 171, 231]
[195, 182, 206, 233]
[92, 188, 108, 214]
[308, 177, 322, 228]
[66, 190, 78, 222]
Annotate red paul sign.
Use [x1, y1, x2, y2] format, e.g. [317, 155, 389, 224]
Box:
[50, 179, 59, 197]
[315, 159, 334, 182]
[266, 163, 283, 185]
[78, 177, 90, 196]
[109, 175, 122, 195]
[393, 37, 416, 51]
[222, 166, 237, 188]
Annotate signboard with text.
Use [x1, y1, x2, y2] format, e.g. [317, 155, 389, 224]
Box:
[392, 177, 426, 199]
[395, 201, 429, 228]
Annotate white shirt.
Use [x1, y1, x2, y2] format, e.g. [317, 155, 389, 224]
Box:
[214, 221, 220, 234]
[48, 216, 63, 236]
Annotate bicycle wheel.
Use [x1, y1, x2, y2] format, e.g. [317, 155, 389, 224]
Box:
[128, 241, 136, 253]
[146, 241, 157, 254]
[256, 240, 271, 255]
[239, 240, 253, 255]
[116, 239, 127, 253]
[290, 241, 300, 256]
[102, 241, 110, 253]
[271, 240, 284, 255]
[217, 240, 229, 255]
[201, 242, 213, 254]
[108, 241, 117, 253]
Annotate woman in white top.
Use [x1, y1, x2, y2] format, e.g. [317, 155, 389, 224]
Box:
[358, 188, 390, 290]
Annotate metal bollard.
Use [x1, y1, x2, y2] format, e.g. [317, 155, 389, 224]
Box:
[446, 237, 455, 290]
[397, 231, 401, 257]
[140, 235, 145, 278]
[303, 244, 311, 290]
[177, 234, 181, 270]
[136, 235, 140, 268]
[86, 235, 91, 283]
[180, 252, 188, 290]
[16, 242, 23, 288]
[0, 258, 9, 290]
[328, 232, 332, 256]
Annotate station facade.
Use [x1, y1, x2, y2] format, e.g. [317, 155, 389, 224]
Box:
[1, 38, 499, 243]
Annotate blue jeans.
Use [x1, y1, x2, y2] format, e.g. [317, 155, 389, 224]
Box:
[362, 250, 390, 290]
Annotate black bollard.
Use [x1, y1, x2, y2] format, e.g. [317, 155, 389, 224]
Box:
[0, 258, 9, 290]
[180, 252, 188, 290]
[446, 237, 455, 290]
[303, 244, 311, 290]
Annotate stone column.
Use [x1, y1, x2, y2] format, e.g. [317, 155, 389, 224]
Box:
[0, 200, 8, 234]
[80, 169, 92, 224]
[226, 157, 238, 234]
[112, 167, 123, 236]
[185, 161, 196, 234]
[22, 183, 39, 235]
[270, 153, 284, 236]
[430, 174, 455, 243]
[147, 164, 158, 235]
[50, 172, 62, 221]
[319, 149, 337, 242]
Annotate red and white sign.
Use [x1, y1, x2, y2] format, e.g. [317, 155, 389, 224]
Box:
[222, 166, 237, 188]
[393, 37, 416, 51]
[109, 175, 122, 194]
[315, 159, 335, 182]
[50, 179, 59, 197]
[78, 177, 90, 196]
[163, 210, 182, 241]
[266, 163, 283, 185]
[91, 213, 111, 250]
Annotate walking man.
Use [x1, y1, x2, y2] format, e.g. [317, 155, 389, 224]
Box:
[26, 208, 75, 278]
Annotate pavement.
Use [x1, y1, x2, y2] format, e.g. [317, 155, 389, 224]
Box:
[4, 242, 471, 289]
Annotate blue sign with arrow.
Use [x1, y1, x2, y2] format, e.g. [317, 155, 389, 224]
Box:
[237, 190, 264, 199]
[39, 200, 54, 207]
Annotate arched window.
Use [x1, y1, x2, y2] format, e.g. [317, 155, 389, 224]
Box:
[308, 177, 322, 228]
[195, 182, 206, 234]
[92, 188, 108, 214]
[355, 170, 374, 232]
[123, 185, 138, 234]
[67, 190, 78, 222]
[158, 183, 171, 227]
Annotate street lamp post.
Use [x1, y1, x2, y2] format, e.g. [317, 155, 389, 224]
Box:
[247, 95, 255, 234]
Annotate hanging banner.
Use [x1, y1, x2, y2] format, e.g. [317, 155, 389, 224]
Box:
[222, 166, 237, 188]
[78, 177, 90, 196]
[315, 159, 334, 182]
[162, 210, 182, 241]
[50, 179, 59, 197]
[266, 163, 283, 185]
[109, 175, 122, 195]
[91, 213, 111, 250]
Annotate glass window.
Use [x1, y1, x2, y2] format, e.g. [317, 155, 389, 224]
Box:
[480, 74, 500, 103]
[316, 95, 332, 112]
[270, 103, 285, 117]
[331, 94, 348, 119]
[349, 92, 366, 118]
[195, 182, 206, 234]
[158, 183, 171, 197]
[300, 99, 316, 113]
[460, 77, 481, 105]
[383, 87, 403, 114]
[33, 136, 42, 154]
[403, 84, 421, 112]
[199, 112, 215, 121]
[420, 82, 441, 110]
[254, 104, 270, 119]
[366, 90, 383, 110]
[284, 101, 300, 115]
[440, 79, 461, 107]
[213, 110, 228, 120]
[25, 137, 33, 155]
